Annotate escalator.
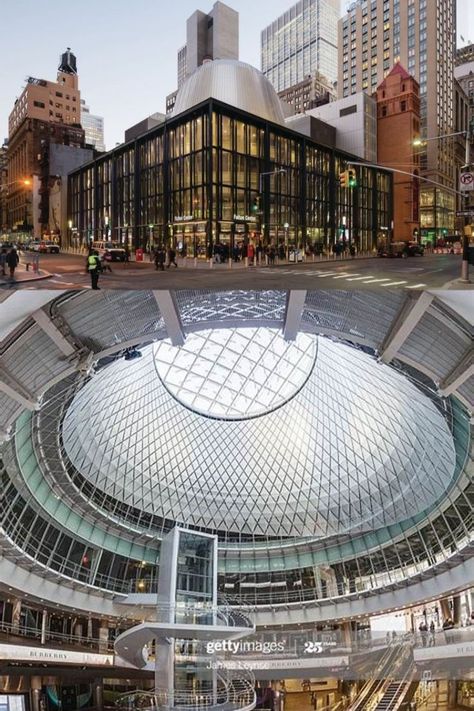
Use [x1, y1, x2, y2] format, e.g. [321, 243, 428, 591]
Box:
[349, 640, 414, 711]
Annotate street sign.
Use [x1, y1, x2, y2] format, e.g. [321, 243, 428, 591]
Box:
[460, 172, 474, 191]
[456, 210, 474, 217]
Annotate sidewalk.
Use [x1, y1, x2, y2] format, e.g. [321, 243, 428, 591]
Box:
[0, 263, 52, 287]
[111, 251, 380, 273]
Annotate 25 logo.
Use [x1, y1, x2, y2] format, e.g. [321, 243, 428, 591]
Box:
[303, 641, 323, 654]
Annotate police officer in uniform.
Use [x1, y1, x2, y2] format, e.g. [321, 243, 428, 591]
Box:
[86, 249, 102, 289]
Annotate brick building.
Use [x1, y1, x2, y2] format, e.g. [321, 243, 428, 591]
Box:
[375, 64, 421, 244]
[6, 49, 86, 238]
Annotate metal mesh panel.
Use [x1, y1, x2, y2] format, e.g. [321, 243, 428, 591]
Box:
[176, 290, 287, 326]
[398, 312, 471, 380]
[0, 326, 70, 395]
[56, 291, 165, 352]
[302, 291, 406, 347]
[0, 392, 22, 432]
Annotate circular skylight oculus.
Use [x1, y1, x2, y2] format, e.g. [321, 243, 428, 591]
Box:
[153, 327, 317, 420]
[61, 333, 456, 538]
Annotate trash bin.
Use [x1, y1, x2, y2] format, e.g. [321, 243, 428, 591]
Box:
[135, 248, 144, 262]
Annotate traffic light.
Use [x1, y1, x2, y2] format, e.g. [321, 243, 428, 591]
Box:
[339, 171, 348, 188]
[348, 168, 357, 188]
[251, 196, 261, 214]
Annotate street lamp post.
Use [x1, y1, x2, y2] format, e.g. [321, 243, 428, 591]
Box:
[259, 168, 287, 245]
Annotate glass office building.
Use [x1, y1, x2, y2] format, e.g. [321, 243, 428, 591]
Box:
[67, 60, 392, 256]
[261, 0, 339, 92]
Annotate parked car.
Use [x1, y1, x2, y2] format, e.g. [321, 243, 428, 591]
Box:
[38, 240, 60, 254]
[26, 241, 41, 252]
[378, 241, 424, 257]
[92, 241, 127, 262]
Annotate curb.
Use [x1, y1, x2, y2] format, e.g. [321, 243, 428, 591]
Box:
[0, 271, 53, 287]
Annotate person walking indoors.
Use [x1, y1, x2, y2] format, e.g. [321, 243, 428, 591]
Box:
[86, 249, 102, 290]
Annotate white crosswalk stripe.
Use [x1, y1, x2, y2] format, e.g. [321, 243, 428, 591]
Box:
[249, 267, 427, 288]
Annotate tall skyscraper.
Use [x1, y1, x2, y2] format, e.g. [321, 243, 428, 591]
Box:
[261, 0, 339, 94]
[166, 1, 239, 114]
[338, 0, 457, 241]
[80, 100, 105, 152]
[178, 1, 239, 88]
[455, 43, 474, 158]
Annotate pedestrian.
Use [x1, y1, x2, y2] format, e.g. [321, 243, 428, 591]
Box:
[269, 246, 276, 265]
[86, 249, 102, 290]
[124, 243, 130, 264]
[0, 247, 7, 276]
[154, 246, 166, 271]
[102, 253, 113, 273]
[6, 247, 19, 280]
[349, 244, 356, 258]
[167, 246, 178, 268]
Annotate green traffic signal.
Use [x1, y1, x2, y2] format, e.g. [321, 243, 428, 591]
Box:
[348, 169, 357, 188]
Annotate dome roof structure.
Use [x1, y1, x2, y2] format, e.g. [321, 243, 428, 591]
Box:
[61, 330, 456, 540]
[172, 59, 286, 125]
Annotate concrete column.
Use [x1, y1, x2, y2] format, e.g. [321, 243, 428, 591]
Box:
[340, 622, 352, 649]
[30, 677, 42, 711]
[93, 678, 103, 711]
[440, 597, 451, 622]
[87, 616, 93, 640]
[41, 609, 48, 645]
[447, 679, 457, 709]
[11, 598, 21, 633]
[98, 625, 109, 653]
[452, 595, 461, 625]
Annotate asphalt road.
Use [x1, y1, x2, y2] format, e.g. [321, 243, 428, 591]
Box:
[6, 251, 471, 290]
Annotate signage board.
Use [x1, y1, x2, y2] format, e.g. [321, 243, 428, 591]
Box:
[0, 643, 114, 666]
[233, 214, 257, 223]
[460, 172, 474, 191]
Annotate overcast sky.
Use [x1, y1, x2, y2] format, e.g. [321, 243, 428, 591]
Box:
[1, 0, 472, 149]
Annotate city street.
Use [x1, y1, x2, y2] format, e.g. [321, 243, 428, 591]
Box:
[2, 251, 470, 290]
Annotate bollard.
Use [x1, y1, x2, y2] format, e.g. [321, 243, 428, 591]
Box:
[244, 257, 249, 268]
[209, 258, 213, 269]
[194, 257, 198, 269]
[25, 263, 30, 271]
[460, 231, 471, 283]
[228, 258, 232, 269]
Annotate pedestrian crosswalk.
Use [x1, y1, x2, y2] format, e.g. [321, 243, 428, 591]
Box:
[257, 268, 426, 289]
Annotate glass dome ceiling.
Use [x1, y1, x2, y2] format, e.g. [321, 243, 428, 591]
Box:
[153, 327, 317, 420]
[61, 330, 456, 539]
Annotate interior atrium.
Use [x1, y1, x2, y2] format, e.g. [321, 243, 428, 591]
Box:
[0, 289, 472, 711]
